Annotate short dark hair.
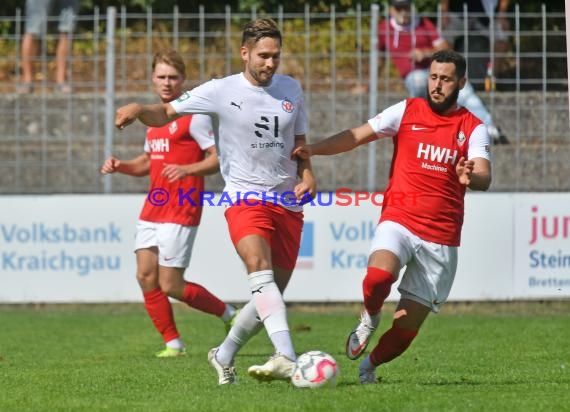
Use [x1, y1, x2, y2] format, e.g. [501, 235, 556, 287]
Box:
[241, 18, 282, 48]
[432, 50, 467, 79]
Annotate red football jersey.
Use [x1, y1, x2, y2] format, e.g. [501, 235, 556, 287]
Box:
[139, 115, 210, 226]
[379, 98, 484, 246]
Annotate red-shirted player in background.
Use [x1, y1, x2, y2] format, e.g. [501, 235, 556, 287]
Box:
[293, 49, 491, 384]
[101, 50, 237, 357]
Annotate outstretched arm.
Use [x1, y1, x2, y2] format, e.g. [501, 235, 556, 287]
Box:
[456, 157, 492, 191]
[100, 153, 150, 177]
[115, 102, 180, 130]
[292, 122, 377, 159]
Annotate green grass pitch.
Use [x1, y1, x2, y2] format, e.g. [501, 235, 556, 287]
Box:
[0, 302, 568, 411]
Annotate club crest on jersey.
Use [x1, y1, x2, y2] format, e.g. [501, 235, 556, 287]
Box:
[177, 92, 191, 102]
[168, 121, 178, 135]
[282, 99, 294, 113]
[456, 131, 466, 146]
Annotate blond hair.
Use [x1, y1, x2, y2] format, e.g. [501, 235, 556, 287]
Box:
[151, 50, 186, 77]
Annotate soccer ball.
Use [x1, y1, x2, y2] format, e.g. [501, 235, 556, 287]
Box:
[291, 350, 339, 388]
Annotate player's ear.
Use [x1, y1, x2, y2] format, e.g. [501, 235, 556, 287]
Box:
[240, 46, 248, 62]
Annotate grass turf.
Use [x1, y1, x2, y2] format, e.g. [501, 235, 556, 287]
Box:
[0, 302, 568, 412]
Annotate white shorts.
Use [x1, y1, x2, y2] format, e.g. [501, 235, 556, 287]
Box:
[134, 220, 198, 268]
[369, 221, 458, 313]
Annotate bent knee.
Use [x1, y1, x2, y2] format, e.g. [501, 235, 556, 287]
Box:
[158, 281, 177, 297]
[243, 255, 271, 272]
[136, 269, 158, 290]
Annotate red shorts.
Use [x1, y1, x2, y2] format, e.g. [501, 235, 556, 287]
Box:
[224, 202, 304, 271]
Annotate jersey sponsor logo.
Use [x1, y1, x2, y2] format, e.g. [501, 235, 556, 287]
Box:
[148, 138, 170, 153]
[230, 101, 242, 110]
[417, 142, 457, 165]
[456, 131, 466, 146]
[411, 124, 430, 131]
[281, 99, 294, 113]
[168, 121, 178, 135]
[254, 115, 279, 138]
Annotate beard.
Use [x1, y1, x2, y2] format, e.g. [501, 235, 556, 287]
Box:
[427, 85, 460, 114]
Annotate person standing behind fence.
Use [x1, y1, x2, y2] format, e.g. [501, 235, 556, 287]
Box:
[293, 49, 492, 384]
[379, 0, 508, 144]
[101, 50, 238, 357]
[439, 0, 511, 88]
[115, 18, 317, 385]
[18, 0, 79, 94]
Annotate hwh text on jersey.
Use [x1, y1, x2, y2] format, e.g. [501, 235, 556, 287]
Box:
[416, 142, 457, 164]
[149, 138, 170, 153]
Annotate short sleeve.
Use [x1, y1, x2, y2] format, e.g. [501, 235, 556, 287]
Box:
[170, 79, 218, 116]
[294, 90, 308, 136]
[367, 100, 407, 138]
[189, 114, 215, 150]
[468, 123, 492, 161]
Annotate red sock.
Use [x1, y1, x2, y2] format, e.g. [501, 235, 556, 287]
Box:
[362, 267, 396, 315]
[143, 287, 179, 343]
[181, 282, 225, 317]
[369, 324, 418, 366]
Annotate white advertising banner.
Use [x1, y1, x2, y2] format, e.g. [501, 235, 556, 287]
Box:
[0, 195, 141, 302]
[286, 193, 382, 301]
[0, 193, 568, 303]
[513, 194, 570, 298]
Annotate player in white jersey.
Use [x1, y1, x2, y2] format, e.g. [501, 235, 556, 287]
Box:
[115, 19, 316, 385]
[169, 62, 306, 210]
[293, 50, 491, 384]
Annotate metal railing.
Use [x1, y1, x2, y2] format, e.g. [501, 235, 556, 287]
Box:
[0, 4, 567, 194]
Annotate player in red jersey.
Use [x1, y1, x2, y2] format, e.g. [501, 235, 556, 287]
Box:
[293, 49, 491, 384]
[379, 0, 508, 144]
[101, 50, 237, 357]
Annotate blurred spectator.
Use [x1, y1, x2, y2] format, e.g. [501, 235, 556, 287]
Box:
[378, 0, 508, 144]
[18, 0, 79, 94]
[439, 0, 511, 89]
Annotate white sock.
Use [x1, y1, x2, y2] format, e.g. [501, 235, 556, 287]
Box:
[248, 270, 294, 357]
[221, 303, 236, 323]
[217, 300, 263, 365]
[269, 330, 296, 361]
[165, 338, 184, 350]
[216, 338, 240, 366]
[363, 309, 380, 328]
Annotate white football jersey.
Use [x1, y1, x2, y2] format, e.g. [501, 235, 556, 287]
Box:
[170, 73, 307, 211]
